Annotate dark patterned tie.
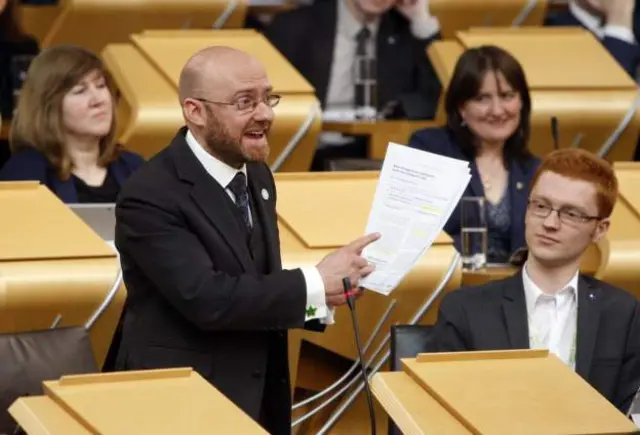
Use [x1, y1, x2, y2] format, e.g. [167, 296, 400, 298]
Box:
[227, 172, 251, 231]
[355, 26, 371, 57]
[354, 27, 375, 111]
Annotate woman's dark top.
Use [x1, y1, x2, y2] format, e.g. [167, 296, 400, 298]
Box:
[73, 168, 120, 203]
[486, 193, 512, 263]
[0, 147, 145, 203]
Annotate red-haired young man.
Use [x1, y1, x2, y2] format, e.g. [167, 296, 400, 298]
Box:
[434, 148, 640, 413]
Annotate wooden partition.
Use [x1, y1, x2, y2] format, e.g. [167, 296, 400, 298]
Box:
[10, 369, 267, 434]
[0, 182, 125, 368]
[36, 0, 247, 55]
[373, 350, 636, 434]
[274, 172, 462, 434]
[428, 28, 640, 162]
[19, 3, 61, 43]
[430, 0, 549, 39]
[597, 162, 640, 299]
[102, 29, 321, 172]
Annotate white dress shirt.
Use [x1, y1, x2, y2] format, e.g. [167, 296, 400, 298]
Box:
[185, 130, 333, 324]
[324, 0, 440, 112]
[523, 264, 579, 368]
[321, 0, 440, 146]
[325, 0, 381, 113]
[570, 0, 636, 44]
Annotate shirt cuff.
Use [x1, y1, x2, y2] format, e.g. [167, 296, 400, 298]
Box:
[301, 267, 334, 325]
[409, 14, 440, 40]
[604, 25, 636, 45]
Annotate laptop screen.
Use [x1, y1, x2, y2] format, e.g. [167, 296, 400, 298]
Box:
[68, 203, 116, 242]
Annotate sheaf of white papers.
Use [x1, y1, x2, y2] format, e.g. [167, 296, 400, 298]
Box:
[633, 414, 639, 428]
[360, 142, 471, 295]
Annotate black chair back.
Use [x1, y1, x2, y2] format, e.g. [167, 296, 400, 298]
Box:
[0, 327, 98, 433]
[388, 324, 436, 435]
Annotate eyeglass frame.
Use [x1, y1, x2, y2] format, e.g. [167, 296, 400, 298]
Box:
[191, 94, 281, 113]
[527, 199, 602, 225]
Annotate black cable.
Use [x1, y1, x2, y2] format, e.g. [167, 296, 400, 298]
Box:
[342, 277, 376, 435]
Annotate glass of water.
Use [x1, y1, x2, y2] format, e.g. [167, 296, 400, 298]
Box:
[461, 197, 488, 271]
[353, 55, 377, 121]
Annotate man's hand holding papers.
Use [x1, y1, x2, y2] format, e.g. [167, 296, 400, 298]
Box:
[360, 142, 471, 295]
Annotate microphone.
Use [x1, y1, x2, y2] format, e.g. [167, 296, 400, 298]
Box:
[342, 277, 376, 435]
[551, 116, 560, 151]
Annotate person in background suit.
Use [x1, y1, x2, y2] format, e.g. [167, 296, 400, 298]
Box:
[545, 0, 640, 77]
[0, 0, 39, 168]
[0, 45, 143, 203]
[434, 148, 640, 413]
[114, 46, 380, 435]
[409, 46, 540, 263]
[264, 0, 442, 170]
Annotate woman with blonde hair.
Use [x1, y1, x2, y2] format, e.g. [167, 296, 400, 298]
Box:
[0, 44, 143, 202]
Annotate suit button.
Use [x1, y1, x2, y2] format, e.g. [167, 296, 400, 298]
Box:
[280, 378, 287, 385]
[252, 370, 262, 378]
[278, 332, 285, 338]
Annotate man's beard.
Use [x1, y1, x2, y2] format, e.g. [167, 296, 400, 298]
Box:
[202, 108, 269, 167]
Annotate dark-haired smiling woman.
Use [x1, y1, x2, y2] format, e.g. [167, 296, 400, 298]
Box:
[409, 45, 540, 263]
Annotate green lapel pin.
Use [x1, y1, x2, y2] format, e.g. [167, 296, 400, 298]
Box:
[306, 306, 317, 317]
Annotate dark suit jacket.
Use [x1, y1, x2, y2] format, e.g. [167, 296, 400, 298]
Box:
[0, 38, 39, 121]
[545, 12, 640, 78]
[114, 129, 312, 432]
[434, 272, 640, 413]
[0, 147, 144, 203]
[408, 127, 540, 256]
[264, 0, 441, 119]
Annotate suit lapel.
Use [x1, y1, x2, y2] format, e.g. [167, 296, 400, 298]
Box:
[575, 276, 601, 379]
[508, 160, 529, 252]
[170, 130, 255, 273]
[501, 272, 530, 349]
[468, 161, 485, 198]
[247, 165, 281, 271]
[309, 1, 337, 106]
[376, 13, 401, 107]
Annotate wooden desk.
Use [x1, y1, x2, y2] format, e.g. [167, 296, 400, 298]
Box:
[429, 0, 548, 39]
[0, 183, 124, 368]
[547, 0, 568, 11]
[598, 163, 640, 300]
[322, 120, 438, 160]
[247, 0, 298, 14]
[0, 122, 8, 141]
[40, 0, 247, 54]
[462, 266, 515, 287]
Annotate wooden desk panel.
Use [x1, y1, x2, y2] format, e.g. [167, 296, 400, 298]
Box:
[430, 0, 548, 40]
[322, 120, 438, 160]
[427, 31, 640, 162]
[458, 29, 634, 89]
[41, 0, 247, 54]
[130, 31, 313, 94]
[1, 121, 8, 141]
[102, 44, 183, 159]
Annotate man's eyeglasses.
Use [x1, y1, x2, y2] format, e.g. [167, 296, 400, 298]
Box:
[192, 94, 281, 113]
[527, 199, 601, 225]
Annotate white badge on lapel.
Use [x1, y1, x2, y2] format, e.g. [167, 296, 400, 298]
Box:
[261, 188, 270, 201]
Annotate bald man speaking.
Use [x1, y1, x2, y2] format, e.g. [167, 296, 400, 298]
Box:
[113, 47, 378, 434]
